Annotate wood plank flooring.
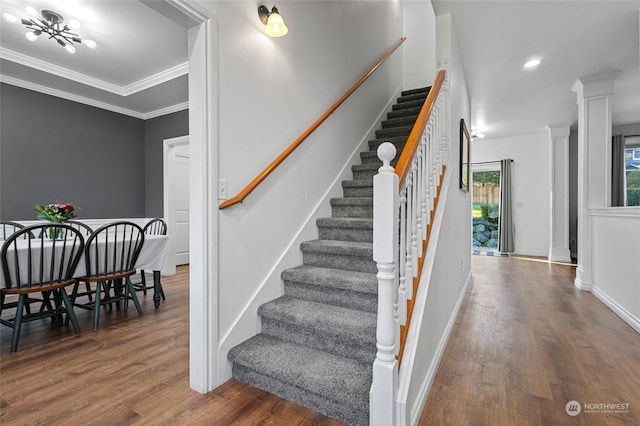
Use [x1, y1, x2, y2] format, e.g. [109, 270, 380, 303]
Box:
[2, 257, 639, 425]
[419, 255, 640, 425]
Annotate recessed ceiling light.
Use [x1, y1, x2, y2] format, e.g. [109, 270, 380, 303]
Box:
[524, 59, 541, 69]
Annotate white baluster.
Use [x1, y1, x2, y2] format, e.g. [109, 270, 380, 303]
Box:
[371, 142, 398, 425]
[415, 146, 423, 259]
[398, 190, 407, 325]
[410, 161, 418, 278]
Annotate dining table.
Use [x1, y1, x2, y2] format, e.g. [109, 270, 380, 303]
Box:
[0, 233, 170, 308]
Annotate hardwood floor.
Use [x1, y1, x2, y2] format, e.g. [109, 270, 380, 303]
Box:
[0, 266, 342, 425]
[2, 257, 639, 425]
[419, 255, 640, 425]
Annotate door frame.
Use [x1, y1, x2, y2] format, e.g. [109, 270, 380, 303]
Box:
[166, 0, 219, 394]
[163, 135, 189, 276]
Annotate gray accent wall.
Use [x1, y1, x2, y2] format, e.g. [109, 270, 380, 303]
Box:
[0, 83, 188, 221]
[144, 110, 189, 218]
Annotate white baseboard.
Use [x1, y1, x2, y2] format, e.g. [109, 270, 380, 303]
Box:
[513, 249, 548, 257]
[592, 286, 640, 334]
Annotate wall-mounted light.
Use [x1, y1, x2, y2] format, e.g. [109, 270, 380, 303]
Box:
[258, 5, 288, 37]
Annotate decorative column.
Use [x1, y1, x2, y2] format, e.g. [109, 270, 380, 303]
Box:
[547, 125, 572, 263]
[571, 72, 619, 291]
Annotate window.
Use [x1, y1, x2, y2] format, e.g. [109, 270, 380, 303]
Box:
[624, 137, 640, 206]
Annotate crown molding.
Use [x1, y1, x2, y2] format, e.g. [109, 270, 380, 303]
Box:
[1, 75, 187, 120]
[123, 62, 188, 95]
[143, 101, 189, 120]
[0, 48, 188, 96]
[1, 48, 124, 95]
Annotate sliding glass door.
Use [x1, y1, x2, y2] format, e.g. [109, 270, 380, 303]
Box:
[472, 167, 501, 250]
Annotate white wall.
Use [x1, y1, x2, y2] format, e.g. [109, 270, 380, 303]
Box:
[472, 133, 551, 256]
[397, 11, 473, 425]
[402, 0, 437, 89]
[590, 208, 640, 333]
[209, 1, 404, 383]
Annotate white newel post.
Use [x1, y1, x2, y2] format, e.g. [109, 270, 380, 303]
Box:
[370, 142, 399, 425]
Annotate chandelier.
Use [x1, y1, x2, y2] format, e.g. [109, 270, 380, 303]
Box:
[2, 7, 97, 54]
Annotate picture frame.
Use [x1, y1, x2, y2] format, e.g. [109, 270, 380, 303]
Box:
[459, 118, 471, 192]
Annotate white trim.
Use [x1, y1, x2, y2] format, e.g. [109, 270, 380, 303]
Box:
[121, 62, 188, 96]
[0, 75, 188, 120]
[548, 248, 572, 263]
[589, 207, 640, 217]
[592, 286, 640, 334]
[0, 47, 188, 96]
[512, 249, 548, 257]
[143, 102, 189, 120]
[1, 75, 143, 119]
[169, 0, 219, 393]
[163, 135, 190, 277]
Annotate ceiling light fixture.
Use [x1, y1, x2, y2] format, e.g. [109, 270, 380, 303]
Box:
[258, 5, 288, 37]
[2, 9, 97, 54]
[524, 59, 541, 69]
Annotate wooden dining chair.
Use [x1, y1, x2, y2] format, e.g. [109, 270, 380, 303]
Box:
[132, 218, 167, 300]
[71, 221, 145, 331]
[0, 221, 33, 241]
[0, 224, 84, 352]
[65, 220, 94, 237]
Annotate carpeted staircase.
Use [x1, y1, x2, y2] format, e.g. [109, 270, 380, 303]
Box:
[228, 86, 430, 425]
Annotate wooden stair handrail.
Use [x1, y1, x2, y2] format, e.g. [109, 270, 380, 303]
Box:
[394, 69, 446, 189]
[219, 37, 407, 210]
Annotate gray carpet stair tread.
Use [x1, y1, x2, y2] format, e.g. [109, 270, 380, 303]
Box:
[330, 197, 373, 206]
[282, 265, 377, 294]
[352, 163, 381, 172]
[300, 239, 373, 256]
[401, 86, 430, 96]
[342, 180, 373, 188]
[387, 107, 422, 119]
[228, 333, 372, 411]
[259, 296, 376, 342]
[317, 217, 373, 229]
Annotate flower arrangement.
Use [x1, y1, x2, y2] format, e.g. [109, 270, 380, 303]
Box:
[35, 203, 77, 223]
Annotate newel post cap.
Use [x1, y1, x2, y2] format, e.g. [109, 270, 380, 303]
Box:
[377, 142, 397, 172]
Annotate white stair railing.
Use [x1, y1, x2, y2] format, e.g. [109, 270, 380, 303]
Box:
[370, 69, 448, 425]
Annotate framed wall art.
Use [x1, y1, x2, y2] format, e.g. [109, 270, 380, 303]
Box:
[459, 118, 471, 192]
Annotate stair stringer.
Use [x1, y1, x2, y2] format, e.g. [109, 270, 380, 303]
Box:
[394, 169, 470, 426]
[216, 87, 402, 381]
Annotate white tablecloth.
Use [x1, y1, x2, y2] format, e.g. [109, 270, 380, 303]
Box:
[0, 235, 170, 289]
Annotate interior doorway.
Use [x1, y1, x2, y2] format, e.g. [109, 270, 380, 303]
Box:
[472, 166, 501, 251]
[164, 135, 190, 272]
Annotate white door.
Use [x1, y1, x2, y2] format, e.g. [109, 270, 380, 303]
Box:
[164, 136, 190, 272]
[173, 144, 190, 265]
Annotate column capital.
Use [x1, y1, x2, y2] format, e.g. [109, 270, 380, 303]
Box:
[547, 124, 572, 138]
[572, 71, 620, 99]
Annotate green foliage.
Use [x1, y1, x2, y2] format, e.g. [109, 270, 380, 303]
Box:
[626, 170, 640, 188]
[627, 189, 640, 206]
[473, 171, 500, 186]
[480, 204, 490, 219]
[35, 203, 77, 223]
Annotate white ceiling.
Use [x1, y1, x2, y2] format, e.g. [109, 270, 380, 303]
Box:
[1, 1, 638, 134]
[0, 0, 188, 119]
[432, 0, 640, 139]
